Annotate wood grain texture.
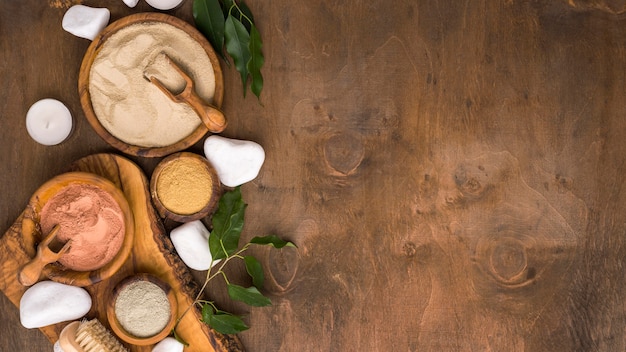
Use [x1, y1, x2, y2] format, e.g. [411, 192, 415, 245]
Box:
[3, 0, 626, 351]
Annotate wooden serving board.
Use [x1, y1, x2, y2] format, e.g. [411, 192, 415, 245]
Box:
[0, 153, 243, 352]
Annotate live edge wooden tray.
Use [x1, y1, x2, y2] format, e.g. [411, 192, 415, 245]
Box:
[0, 153, 243, 352]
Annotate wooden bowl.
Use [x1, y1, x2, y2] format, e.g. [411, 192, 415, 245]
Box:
[150, 152, 221, 222]
[78, 13, 224, 158]
[107, 273, 177, 346]
[22, 172, 134, 287]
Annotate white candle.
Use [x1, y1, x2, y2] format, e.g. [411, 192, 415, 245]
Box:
[145, 0, 185, 10]
[25, 99, 73, 146]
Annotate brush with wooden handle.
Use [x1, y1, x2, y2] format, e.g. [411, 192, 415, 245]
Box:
[56, 319, 128, 352]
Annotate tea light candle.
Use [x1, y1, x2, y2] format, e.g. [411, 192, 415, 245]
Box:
[26, 99, 73, 146]
[145, 0, 185, 10]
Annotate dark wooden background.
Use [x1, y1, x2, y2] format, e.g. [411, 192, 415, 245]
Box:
[3, 0, 626, 351]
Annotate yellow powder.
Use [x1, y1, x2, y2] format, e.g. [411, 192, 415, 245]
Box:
[89, 22, 216, 147]
[156, 157, 213, 215]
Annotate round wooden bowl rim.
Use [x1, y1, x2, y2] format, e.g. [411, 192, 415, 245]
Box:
[106, 273, 178, 346]
[150, 152, 221, 222]
[24, 171, 134, 287]
[78, 12, 224, 158]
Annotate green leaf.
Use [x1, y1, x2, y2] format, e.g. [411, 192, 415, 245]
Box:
[201, 303, 214, 324]
[244, 255, 264, 289]
[247, 24, 264, 99]
[211, 312, 249, 335]
[235, 2, 255, 31]
[224, 15, 251, 96]
[238, 2, 255, 25]
[193, 0, 226, 59]
[202, 304, 249, 334]
[227, 284, 271, 307]
[222, 0, 234, 16]
[209, 187, 247, 260]
[250, 235, 296, 249]
[222, 0, 254, 28]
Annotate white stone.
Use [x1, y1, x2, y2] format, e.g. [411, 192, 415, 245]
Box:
[62, 5, 110, 41]
[204, 135, 265, 187]
[145, 0, 185, 10]
[170, 220, 220, 271]
[122, 0, 140, 7]
[152, 337, 184, 352]
[20, 281, 92, 329]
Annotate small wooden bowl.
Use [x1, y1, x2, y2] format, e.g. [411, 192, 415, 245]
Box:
[107, 273, 177, 346]
[78, 13, 224, 158]
[150, 152, 221, 222]
[22, 172, 134, 287]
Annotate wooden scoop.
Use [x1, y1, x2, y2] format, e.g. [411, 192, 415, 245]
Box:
[18, 225, 71, 286]
[147, 54, 227, 133]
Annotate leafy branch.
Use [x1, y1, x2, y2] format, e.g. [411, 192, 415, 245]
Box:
[173, 187, 295, 341]
[193, 0, 265, 99]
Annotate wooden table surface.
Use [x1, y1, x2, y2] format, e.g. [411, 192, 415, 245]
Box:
[3, 0, 626, 351]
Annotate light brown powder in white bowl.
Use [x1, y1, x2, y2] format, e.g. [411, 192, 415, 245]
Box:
[89, 21, 216, 148]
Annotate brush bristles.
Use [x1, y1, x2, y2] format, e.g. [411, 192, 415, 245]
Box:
[75, 319, 128, 352]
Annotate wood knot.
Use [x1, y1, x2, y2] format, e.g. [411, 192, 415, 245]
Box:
[323, 133, 364, 176]
[402, 241, 431, 263]
[473, 234, 537, 290]
[488, 238, 528, 284]
[265, 246, 299, 294]
[454, 164, 488, 199]
[403, 242, 417, 257]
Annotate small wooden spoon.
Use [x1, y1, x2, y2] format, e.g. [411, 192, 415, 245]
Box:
[18, 225, 71, 287]
[148, 54, 227, 133]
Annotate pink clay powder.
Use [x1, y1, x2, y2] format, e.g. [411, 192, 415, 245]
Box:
[40, 183, 125, 271]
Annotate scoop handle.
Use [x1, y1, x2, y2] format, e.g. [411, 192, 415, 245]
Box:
[185, 89, 227, 133]
[18, 256, 50, 287]
[18, 226, 67, 286]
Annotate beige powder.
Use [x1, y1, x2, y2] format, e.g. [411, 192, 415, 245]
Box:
[89, 22, 216, 147]
[114, 280, 171, 338]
